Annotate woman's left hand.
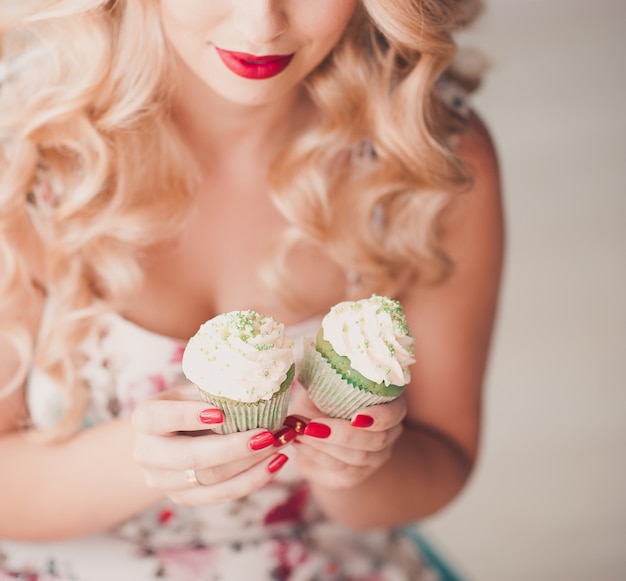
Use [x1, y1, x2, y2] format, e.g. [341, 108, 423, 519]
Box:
[285, 382, 407, 489]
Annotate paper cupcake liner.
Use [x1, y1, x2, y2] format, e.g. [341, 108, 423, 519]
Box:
[195, 386, 291, 434]
[298, 338, 399, 419]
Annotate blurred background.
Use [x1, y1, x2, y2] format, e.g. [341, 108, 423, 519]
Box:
[421, 0, 626, 579]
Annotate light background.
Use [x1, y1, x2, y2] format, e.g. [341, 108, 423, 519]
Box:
[422, 0, 626, 579]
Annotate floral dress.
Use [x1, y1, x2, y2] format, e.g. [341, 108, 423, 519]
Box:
[0, 312, 440, 581]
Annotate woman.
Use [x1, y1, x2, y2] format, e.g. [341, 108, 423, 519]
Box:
[0, 0, 503, 579]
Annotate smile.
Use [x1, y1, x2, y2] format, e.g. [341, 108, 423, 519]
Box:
[215, 48, 294, 80]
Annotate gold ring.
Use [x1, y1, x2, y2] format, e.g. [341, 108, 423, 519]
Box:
[284, 415, 308, 434]
[274, 427, 297, 447]
[185, 468, 201, 488]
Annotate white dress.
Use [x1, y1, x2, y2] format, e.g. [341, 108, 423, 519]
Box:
[0, 312, 440, 581]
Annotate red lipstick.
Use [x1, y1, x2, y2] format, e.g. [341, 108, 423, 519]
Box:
[215, 48, 294, 80]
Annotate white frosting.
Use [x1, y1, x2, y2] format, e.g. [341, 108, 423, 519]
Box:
[321, 295, 415, 386]
[182, 311, 294, 403]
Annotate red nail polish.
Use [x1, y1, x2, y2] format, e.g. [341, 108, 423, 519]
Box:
[283, 415, 308, 434]
[199, 408, 224, 424]
[351, 414, 374, 428]
[303, 422, 331, 439]
[249, 431, 275, 451]
[273, 427, 297, 447]
[267, 454, 289, 474]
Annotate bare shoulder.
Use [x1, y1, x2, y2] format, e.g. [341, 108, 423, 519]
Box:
[456, 110, 502, 207]
[439, 110, 505, 268]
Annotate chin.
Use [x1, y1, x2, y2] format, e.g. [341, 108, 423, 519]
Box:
[210, 83, 296, 108]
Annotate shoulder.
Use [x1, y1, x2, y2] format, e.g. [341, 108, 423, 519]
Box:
[433, 76, 502, 214]
[437, 110, 504, 267]
[455, 111, 502, 204]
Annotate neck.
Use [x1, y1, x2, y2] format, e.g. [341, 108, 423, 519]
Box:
[169, 57, 314, 174]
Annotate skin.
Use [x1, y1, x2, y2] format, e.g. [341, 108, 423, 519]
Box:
[0, 0, 503, 539]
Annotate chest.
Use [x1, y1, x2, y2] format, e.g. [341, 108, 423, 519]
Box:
[120, 179, 347, 339]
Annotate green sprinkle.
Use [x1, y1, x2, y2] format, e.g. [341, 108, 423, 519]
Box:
[370, 294, 411, 337]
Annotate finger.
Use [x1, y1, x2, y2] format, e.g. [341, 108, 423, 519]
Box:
[167, 453, 289, 506]
[152, 383, 200, 402]
[296, 439, 392, 474]
[283, 415, 309, 435]
[295, 438, 392, 469]
[141, 451, 269, 492]
[298, 424, 402, 465]
[349, 397, 407, 431]
[133, 428, 277, 470]
[294, 446, 378, 489]
[301, 419, 404, 454]
[132, 400, 224, 435]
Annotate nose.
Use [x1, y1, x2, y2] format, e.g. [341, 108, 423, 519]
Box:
[233, 0, 288, 47]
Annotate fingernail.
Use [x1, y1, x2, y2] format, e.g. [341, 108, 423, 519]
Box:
[273, 427, 297, 447]
[199, 408, 224, 424]
[267, 454, 289, 474]
[351, 414, 374, 428]
[249, 431, 275, 451]
[303, 422, 331, 439]
[283, 415, 308, 434]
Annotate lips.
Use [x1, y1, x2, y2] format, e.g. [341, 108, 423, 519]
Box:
[215, 48, 294, 80]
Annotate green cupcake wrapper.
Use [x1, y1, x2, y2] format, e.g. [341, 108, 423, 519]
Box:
[196, 387, 291, 434]
[299, 338, 400, 419]
[194, 364, 295, 434]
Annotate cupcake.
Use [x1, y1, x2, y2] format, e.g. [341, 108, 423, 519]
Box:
[182, 310, 295, 434]
[299, 295, 415, 418]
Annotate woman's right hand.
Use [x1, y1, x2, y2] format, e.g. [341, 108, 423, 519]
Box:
[130, 385, 291, 506]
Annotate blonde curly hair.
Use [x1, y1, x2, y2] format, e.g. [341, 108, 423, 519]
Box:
[0, 0, 483, 439]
